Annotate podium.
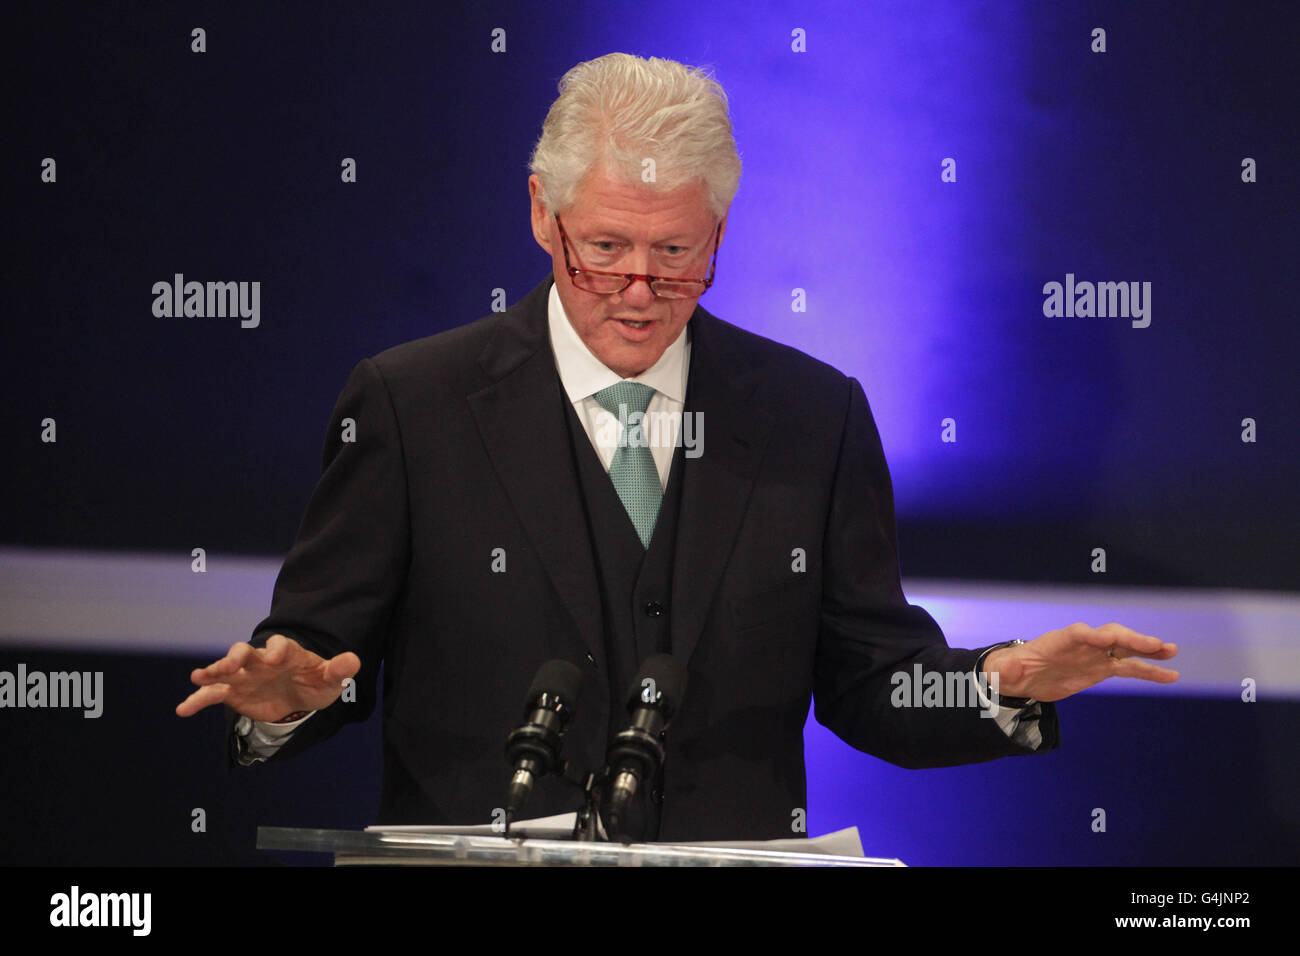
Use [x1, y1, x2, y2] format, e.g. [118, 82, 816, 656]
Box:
[257, 826, 904, 867]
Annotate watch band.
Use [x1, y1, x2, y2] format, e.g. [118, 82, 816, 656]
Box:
[976, 639, 1033, 708]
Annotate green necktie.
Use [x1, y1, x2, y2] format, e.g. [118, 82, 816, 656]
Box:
[593, 381, 662, 548]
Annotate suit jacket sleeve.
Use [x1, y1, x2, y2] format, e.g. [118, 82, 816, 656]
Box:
[813, 376, 1059, 767]
[228, 357, 411, 765]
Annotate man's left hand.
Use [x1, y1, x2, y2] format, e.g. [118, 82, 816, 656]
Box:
[982, 622, 1179, 702]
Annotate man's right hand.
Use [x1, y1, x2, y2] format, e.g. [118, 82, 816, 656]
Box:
[175, 633, 361, 722]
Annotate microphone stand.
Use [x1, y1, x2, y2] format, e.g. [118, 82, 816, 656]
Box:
[572, 768, 607, 842]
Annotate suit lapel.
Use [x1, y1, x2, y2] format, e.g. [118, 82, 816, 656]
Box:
[467, 278, 604, 665]
[669, 307, 772, 667]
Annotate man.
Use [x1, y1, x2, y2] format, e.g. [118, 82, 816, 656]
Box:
[176, 53, 1178, 842]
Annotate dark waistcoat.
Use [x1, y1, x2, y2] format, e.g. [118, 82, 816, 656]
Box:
[559, 381, 687, 842]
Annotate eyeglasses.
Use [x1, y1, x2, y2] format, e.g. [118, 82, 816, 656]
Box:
[555, 213, 721, 300]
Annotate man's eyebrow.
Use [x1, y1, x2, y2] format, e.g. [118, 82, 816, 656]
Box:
[578, 228, 699, 244]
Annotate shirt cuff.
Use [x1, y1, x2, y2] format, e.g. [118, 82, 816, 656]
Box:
[234, 712, 316, 763]
[970, 668, 1044, 751]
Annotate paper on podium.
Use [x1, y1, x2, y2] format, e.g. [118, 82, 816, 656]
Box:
[365, 813, 577, 841]
[366, 814, 866, 857]
[681, 826, 865, 857]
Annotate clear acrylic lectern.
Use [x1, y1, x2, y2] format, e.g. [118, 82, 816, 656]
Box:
[256, 826, 904, 867]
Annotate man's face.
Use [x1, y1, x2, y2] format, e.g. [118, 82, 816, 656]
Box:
[530, 167, 725, 378]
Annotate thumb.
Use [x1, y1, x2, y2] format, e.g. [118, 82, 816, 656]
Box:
[322, 652, 361, 684]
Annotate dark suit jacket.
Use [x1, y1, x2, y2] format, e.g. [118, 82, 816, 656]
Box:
[242, 275, 1058, 841]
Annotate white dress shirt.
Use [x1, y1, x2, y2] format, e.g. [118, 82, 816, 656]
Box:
[547, 282, 689, 490]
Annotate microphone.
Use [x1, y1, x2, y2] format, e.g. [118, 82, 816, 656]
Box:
[503, 659, 585, 830]
[605, 654, 687, 840]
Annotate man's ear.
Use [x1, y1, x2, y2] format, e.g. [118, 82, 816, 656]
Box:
[529, 175, 553, 254]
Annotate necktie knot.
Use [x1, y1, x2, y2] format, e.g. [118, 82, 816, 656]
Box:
[593, 381, 655, 418]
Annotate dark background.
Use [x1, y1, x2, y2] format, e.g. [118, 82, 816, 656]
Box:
[3, 1, 1296, 865]
[6, 0, 1297, 588]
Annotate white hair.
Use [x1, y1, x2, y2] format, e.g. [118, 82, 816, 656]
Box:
[529, 53, 742, 217]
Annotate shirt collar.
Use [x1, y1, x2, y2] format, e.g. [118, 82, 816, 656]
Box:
[547, 279, 690, 404]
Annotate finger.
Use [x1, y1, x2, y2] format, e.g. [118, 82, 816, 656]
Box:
[1097, 624, 1165, 651]
[227, 641, 257, 664]
[191, 652, 242, 684]
[323, 652, 361, 684]
[1075, 625, 1120, 652]
[208, 642, 256, 677]
[263, 634, 290, 665]
[176, 682, 230, 717]
[1084, 625, 1162, 658]
[1144, 641, 1178, 660]
[1108, 638, 1176, 662]
[1112, 658, 1181, 683]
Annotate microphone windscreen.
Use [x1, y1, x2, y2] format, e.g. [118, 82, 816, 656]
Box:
[625, 654, 687, 710]
[525, 659, 585, 706]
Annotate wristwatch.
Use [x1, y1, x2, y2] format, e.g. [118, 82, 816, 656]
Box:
[975, 639, 1034, 709]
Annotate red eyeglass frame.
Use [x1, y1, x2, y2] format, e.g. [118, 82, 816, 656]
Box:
[554, 213, 721, 298]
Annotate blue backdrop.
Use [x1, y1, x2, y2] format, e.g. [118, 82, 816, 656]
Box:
[3, 0, 1296, 865]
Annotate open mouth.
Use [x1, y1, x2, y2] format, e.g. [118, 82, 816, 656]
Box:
[618, 319, 650, 330]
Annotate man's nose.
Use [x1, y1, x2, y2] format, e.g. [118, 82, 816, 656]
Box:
[617, 274, 657, 308]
